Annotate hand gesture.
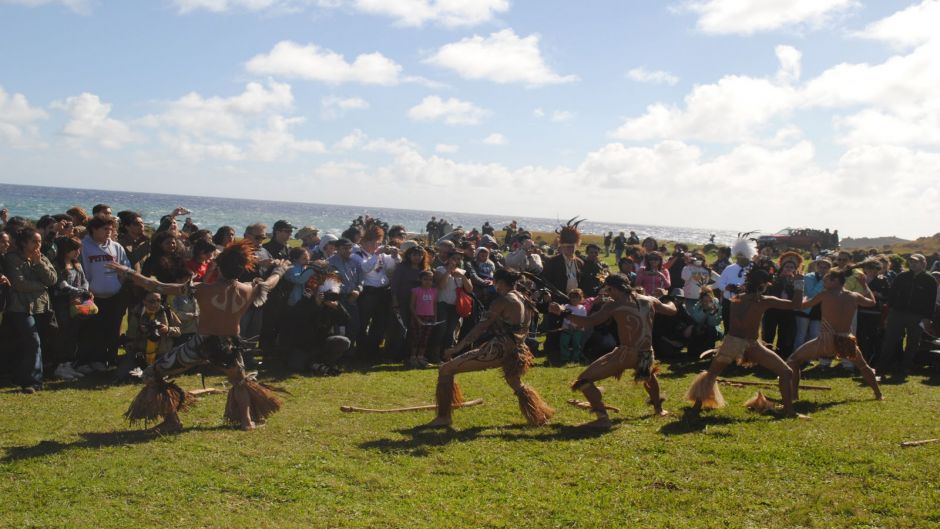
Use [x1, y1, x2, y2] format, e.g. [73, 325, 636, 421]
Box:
[27, 245, 42, 264]
[0, 274, 10, 287]
[170, 207, 190, 217]
[105, 261, 130, 274]
[548, 302, 563, 315]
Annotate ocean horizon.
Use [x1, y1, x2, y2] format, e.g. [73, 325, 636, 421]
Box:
[0, 182, 740, 246]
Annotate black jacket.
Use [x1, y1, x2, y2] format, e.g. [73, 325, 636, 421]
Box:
[887, 270, 937, 318]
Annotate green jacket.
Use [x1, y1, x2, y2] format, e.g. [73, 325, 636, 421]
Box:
[4, 251, 57, 314]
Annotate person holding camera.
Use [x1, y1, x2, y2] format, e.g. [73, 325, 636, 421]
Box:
[680, 251, 718, 312]
[115, 291, 182, 382]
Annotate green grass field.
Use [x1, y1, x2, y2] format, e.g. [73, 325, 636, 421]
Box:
[3, 359, 939, 529]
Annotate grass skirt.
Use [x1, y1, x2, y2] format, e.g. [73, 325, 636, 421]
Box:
[224, 378, 285, 425]
[125, 378, 195, 425]
[685, 371, 725, 409]
[515, 384, 554, 426]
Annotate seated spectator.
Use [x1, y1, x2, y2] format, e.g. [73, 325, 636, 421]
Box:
[683, 289, 723, 357]
[559, 288, 588, 363]
[285, 271, 351, 375]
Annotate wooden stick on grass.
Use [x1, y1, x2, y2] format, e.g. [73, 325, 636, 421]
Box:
[900, 438, 939, 448]
[717, 378, 831, 391]
[340, 398, 485, 413]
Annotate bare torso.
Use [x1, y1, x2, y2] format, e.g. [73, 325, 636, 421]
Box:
[610, 296, 654, 350]
[729, 294, 787, 340]
[193, 280, 255, 336]
[818, 290, 862, 332]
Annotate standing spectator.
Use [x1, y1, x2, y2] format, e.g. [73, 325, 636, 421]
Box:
[409, 270, 437, 368]
[391, 245, 430, 361]
[603, 232, 613, 257]
[237, 223, 271, 359]
[50, 236, 90, 380]
[627, 231, 640, 245]
[260, 220, 293, 355]
[612, 231, 627, 262]
[327, 238, 362, 345]
[142, 232, 190, 284]
[36, 215, 60, 262]
[4, 227, 57, 392]
[712, 247, 732, 275]
[185, 239, 217, 282]
[357, 226, 399, 360]
[212, 226, 236, 250]
[879, 254, 937, 378]
[856, 257, 889, 364]
[761, 252, 801, 358]
[79, 215, 130, 372]
[635, 252, 671, 296]
[117, 211, 151, 270]
[504, 238, 544, 274]
[295, 226, 320, 254]
[716, 238, 755, 334]
[680, 251, 718, 311]
[578, 243, 608, 297]
[432, 254, 472, 362]
[181, 217, 198, 236]
[617, 257, 638, 286]
[794, 257, 830, 350]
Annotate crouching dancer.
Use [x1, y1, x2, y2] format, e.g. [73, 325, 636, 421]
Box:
[786, 268, 882, 401]
[425, 268, 554, 428]
[685, 269, 803, 419]
[550, 273, 677, 428]
[107, 241, 288, 433]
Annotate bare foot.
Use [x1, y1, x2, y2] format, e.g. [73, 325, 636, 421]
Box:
[654, 408, 670, 417]
[578, 416, 613, 429]
[875, 394, 885, 401]
[240, 420, 257, 431]
[151, 419, 183, 435]
[423, 416, 452, 428]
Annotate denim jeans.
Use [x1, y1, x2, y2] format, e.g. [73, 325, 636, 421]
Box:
[8, 312, 48, 388]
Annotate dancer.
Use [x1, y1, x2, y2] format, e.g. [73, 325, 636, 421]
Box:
[424, 268, 554, 428]
[107, 241, 288, 433]
[549, 273, 677, 428]
[786, 269, 883, 401]
[685, 267, 803, 419]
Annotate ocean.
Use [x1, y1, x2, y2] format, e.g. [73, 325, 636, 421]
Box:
[0, 183, 739, 245]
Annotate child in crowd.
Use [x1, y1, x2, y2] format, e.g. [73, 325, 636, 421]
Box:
[559, 288, 588, 363]
[409, 270, 437, 368]
[51, 236, 92, 380]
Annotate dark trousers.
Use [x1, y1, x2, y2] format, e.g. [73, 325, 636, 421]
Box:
[78, 292, 126, 366]
[357, 286, 392, 358]
[879, 309, 925, 374]
[8, 312, 52, 388]
[856, 311, 883, 364]
[761, 309, 796, 358]
[431, 302, 460, 361]
[721, 297, 732, 336]
[385, 305, 410, 361]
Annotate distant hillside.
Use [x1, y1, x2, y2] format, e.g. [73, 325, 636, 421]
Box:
[841, 236, 910, 250]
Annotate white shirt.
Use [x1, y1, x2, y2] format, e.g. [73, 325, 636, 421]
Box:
[359, 250, 399, 288]
[435, 266, 465, 305]
[717, 263, 746, 300]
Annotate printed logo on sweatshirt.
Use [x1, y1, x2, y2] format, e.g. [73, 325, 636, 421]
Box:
[87, 254, 116, 263]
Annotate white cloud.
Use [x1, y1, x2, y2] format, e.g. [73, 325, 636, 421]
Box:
[1, 0, 92, 14]
[680, 0, 857, 35]
[425, 29, 578, 86]
[435, 143, 459, 153]
[351, 0, 509, 27]
[407, 95, 488, 125]
[247, 116, 326, 161]
[627, 67, 679, 86]
[532, 107, 545, 118]
[482, 132, 506, 145]
[550, 110, 574, 123]
[246, 41, 403, 85]
[333, 128, 367, 150]
[0, 86, 47, 148]
[172, 0, 507, 26]
[51, 93, 135, 149]
[854, 0, 940, 49]
[321, 95, 369, 119]
[774, 45, 802, 84]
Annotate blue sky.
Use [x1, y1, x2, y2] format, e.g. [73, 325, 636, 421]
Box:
[1, 0, 938, 238]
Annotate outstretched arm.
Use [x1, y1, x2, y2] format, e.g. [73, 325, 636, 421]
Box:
[447, 298, 503, 356]
[549, 300, 615, 328]
[106, 262, 189, 296]
[652, 297, 678, 316]
[854, 276, 876, 308]
[250, 260, 289, 304]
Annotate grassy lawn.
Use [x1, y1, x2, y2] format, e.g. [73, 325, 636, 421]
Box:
[2, 359, 939, 529]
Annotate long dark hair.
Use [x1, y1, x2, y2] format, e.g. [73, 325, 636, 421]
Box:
[144, 231, 189, 282]
[403, 246, 430, 270]
[212, 226, 235, 246]
[53, 236, 82, 271]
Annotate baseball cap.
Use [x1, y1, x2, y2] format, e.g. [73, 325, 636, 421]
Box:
[273, 220, 294, 232]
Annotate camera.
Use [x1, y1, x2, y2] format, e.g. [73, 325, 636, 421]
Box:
[143, 320, 162, 342]
[323, 291, 341, 302]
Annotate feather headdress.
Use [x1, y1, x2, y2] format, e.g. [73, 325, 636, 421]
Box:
[731, 232, 758, 260]
[556, 216, 585, 245]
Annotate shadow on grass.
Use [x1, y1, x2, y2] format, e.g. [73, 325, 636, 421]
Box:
[358, 419, 630, 455]
[2, 425, 229, 462]
[659, 414, 756, 436]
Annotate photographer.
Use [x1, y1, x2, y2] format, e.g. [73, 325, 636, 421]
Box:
[504, 237, 544, 274]
[115, 291, 181, 383]
[285, 271, 351, 375]
[680, 251, 719, 312]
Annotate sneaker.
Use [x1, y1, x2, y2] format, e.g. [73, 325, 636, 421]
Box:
[54, 364, 77, 381]
[128, 367, 144, 379]
[63, 362, 85, 378]
[21, 386, 36, 394]
[74, 364, 94, 375]
[89, 362, 109, 372]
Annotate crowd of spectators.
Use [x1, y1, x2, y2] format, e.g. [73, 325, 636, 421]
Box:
[0, 204, 938, 394]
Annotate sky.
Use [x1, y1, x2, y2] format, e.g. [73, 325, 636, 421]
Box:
[0, 0, 938, 239]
